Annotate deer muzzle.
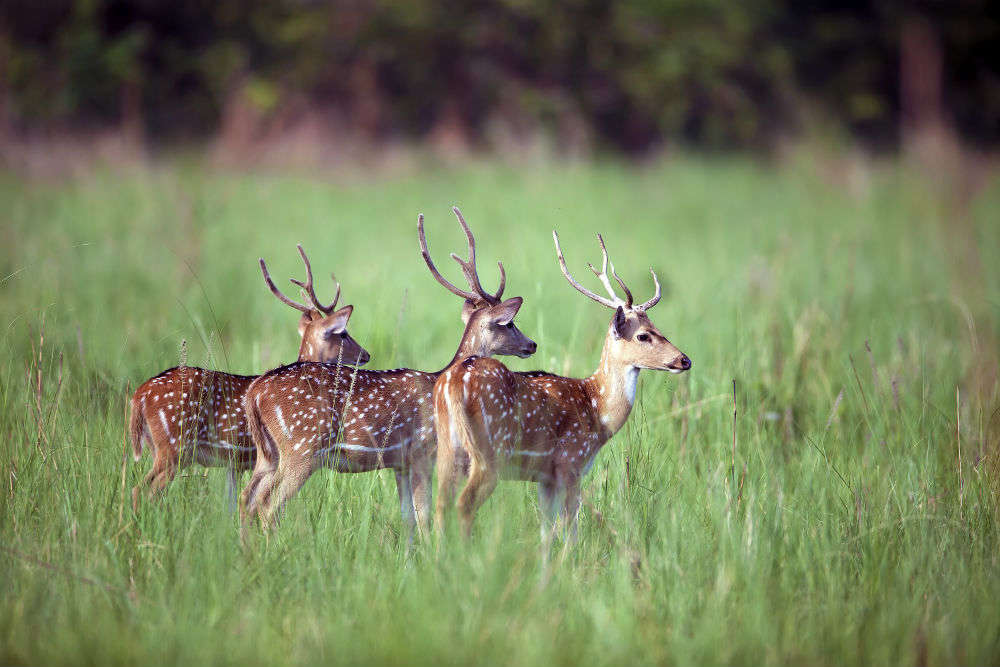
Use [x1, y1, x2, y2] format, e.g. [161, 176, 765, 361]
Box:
[666, 354, 691, 373]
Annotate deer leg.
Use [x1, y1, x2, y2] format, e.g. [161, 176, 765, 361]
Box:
[562, 481, 582, 544]
[131, 425, 167, 511]
[140, 437, 179, 501]
[241, 422, 278, 533]
[537, 477, 561, 550]
[410, 452, 434, 537]
[132, 467, 158, 512]
[251, 467, 281, 532]
[394, 469, 416, 542]
[434, 419, 460, 533]
[240, 466, 275, 541]
[260, 460, 312, 531]
[434, 463, 459, 533]
[239, 467, 264, 525]
[457, 456, 498, 538]
[226, 463, 240, 514]
[143, 431, 185, 502]
[131, 423, 155, 511]
[147, 460, 177, 497]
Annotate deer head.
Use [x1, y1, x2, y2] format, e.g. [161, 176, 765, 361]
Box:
[259, 245, 371, 365]
[419, 207, 536, 359]
[553, 231, 690, 373]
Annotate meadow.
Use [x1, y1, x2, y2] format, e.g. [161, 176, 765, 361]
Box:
[1, 155, 998, 666]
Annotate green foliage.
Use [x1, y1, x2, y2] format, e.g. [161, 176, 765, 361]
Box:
[1, 158, 999, 665]
[1, 0, 997, 148]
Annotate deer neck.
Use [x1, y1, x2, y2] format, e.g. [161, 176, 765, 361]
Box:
[585, 337, 640, 437]
[297, 337, 316, 362]
[436, 321, 488, 375]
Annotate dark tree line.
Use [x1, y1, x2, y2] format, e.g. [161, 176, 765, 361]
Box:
[1, 0, 997, 152]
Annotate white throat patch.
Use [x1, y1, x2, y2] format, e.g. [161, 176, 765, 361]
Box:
[623, 366, 640, 406]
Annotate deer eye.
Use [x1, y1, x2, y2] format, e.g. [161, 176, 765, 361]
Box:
[339, 332, 348, 339]
[505, 322, 514, 329]
[636, 333, 651, 343]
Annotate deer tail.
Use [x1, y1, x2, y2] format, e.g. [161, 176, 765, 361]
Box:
[443, 367, 477, 460]
[243, 389, 278, 469]
[126, 397, 145, 462]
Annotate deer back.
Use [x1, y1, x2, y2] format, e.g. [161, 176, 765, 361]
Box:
[243, 362, 439, 472]
[129, 244, 370, 467]
[130, 366, 259, 466]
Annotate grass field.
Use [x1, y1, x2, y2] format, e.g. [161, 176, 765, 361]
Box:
[1, 155, 998, 666]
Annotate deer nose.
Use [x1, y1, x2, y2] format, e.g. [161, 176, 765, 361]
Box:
[524, 341, 537, 355]
[669, 354, 691, 371]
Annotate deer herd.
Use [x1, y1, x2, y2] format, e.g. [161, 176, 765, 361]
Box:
[127, 207, 691, 546]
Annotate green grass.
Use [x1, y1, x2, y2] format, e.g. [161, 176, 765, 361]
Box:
[1, 156, 998, 666]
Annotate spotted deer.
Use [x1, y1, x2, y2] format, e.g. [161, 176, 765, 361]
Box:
[239, 207, 536, 538]
[126, 246, 370, 511]
[434, 232, 691, 542]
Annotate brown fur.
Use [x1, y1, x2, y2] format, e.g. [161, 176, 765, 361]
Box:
[434, 235, 691, 541]
[127, 305, 368, 511]
[127, 398, 146, 461]
[239, 209, 536, 540]
[238, 301, 536, 538]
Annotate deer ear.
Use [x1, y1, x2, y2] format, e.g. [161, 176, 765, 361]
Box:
[490, 297, 523, 325]
[611, 306, 628, 340]
[461, 299, 478, 324]
[298, 312, 313, 338]
[321, 304, 353, 336]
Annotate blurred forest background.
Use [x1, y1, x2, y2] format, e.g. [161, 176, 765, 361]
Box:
[1, 0, 998, 170]
[3, 5, 1000, 665]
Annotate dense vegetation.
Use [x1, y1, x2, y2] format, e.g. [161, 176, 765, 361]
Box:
[1, 157, 998, 665]
[3, 0, 998, 150]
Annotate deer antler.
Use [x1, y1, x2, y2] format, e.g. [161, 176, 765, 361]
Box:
[587, 234, 633, 308]
[418, 208, 503, 304]
[260, 245, 339, 315]
[260, 258, 311, 313]
[553, 231, 660, 311]
[553, 230, 628, 309]
[448, 206, 505, 303]
[492, 259, 506, 301]
[636, 269, 661, 312]
[288, 244, 340, 314]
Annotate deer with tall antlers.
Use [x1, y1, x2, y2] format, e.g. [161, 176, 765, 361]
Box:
[126, 246, 369, 511]
[239, 207, 536, 538]
[434, 232, 691, 541]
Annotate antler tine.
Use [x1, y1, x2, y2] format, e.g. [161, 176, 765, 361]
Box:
[601, 234, 633, 307]
[493, 261, 506, 300]
[260, 258, 311, 313]
[585, 232, 609, 278]
[637, 268, 661, 311]
[584, 233, 633, 307]
[586, 234, 634, 307]
[552, 230, 621, 309]
[448, 206, 496, 303]
[297, 244, 314, 291]
[608, 265, 633, 309]
[289, 276, 340, 314]
[327, 275, 341, 311]
[289, 244, 338, 314]
[417, 212, 481, 302]
[294, 273, 341, 312]
[601, 235, 633, 307]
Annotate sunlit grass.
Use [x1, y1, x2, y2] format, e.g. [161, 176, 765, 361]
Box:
[1, 157, 998, 666]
